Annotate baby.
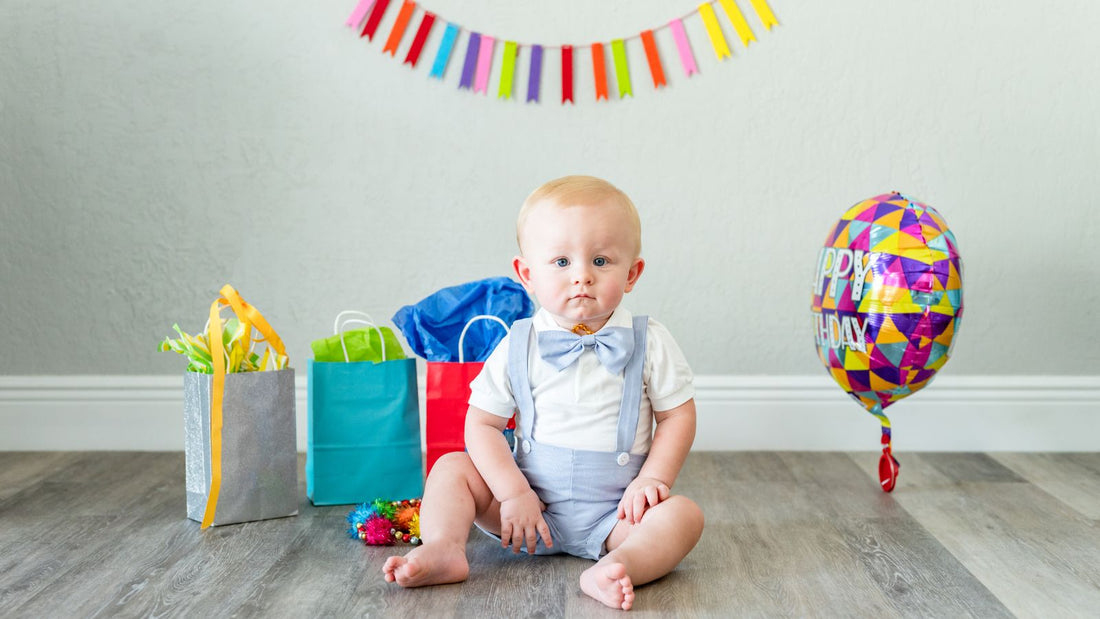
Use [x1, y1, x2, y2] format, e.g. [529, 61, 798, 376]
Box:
[383, 175, 703, 611]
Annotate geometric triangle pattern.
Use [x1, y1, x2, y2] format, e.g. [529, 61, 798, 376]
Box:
[811, 192, 964, 439]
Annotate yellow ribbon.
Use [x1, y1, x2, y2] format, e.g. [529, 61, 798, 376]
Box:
[699, 3, 731, 60]
[718, 0, 756, 47]
[200, 284, 287, 529]
[749, 0, 779, 30]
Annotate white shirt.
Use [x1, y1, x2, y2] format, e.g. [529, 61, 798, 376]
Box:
[468, 308, 694, 454]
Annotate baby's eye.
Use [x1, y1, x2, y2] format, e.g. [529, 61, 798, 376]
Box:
[554, 258, 569, 267]
[593, 257, 608, 267]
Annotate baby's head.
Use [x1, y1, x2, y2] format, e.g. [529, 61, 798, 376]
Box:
[513, 176, 645, 331]
[516, 175, 642, 257]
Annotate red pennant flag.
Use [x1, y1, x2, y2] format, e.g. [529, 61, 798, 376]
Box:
[360, 0, 391, 40]
[640, 30, 667, 88]
[562, 45, 574, 104]
[404, 12, 436, 66]
[591, 43, 609, 101]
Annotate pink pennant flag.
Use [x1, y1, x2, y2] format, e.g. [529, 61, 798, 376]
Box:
[345, 0, 375, 28]
[669, 18, 698, 76]
[474, 35, 496, 94]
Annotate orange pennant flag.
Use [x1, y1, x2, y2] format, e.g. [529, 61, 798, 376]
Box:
[640, 30, 666, 88]
[382, 0, 416, 56]
[591, 43, 609, 100]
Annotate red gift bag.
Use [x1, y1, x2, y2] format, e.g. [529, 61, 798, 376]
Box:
[424, 316, 514, 474]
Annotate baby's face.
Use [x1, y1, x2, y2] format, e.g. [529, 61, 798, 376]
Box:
[514, 200, 643, 332]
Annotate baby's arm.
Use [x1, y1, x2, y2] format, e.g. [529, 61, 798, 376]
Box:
[465, 406, 553, 553]
[618, 398, 697, 524]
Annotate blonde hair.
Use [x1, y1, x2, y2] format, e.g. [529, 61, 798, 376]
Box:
[517, 175, 642, 255]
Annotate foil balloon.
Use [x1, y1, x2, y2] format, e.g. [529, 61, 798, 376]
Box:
[811, 192, 963, 492]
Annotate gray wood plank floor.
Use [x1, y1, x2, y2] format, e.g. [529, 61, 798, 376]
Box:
[2, 451, 1098, 618]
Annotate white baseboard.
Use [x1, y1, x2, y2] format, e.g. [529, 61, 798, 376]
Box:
[1, 375, 1097, 452]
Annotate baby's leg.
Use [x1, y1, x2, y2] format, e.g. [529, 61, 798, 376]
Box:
[580, 495, 703, 610]
[383, 452, 498, 587]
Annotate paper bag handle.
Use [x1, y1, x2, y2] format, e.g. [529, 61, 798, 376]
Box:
[458, 315, 510, 363]
[203, 284, 286, 530]
[337, 318, 388, 363]
[334, 310, 376, 334]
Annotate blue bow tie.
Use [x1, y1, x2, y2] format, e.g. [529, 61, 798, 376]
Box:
[537, 326, 634, 375]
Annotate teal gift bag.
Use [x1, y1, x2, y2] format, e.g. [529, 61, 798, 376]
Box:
[307, 312, 424, 505]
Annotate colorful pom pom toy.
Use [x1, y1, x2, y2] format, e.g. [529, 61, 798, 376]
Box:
[347, 498, 422, 546]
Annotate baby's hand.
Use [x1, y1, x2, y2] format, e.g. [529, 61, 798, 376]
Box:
[618, 477, 670, 525]
[499, 489, 553, 554]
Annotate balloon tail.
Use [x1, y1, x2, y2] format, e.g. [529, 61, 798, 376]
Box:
[878, 424, 900, 492]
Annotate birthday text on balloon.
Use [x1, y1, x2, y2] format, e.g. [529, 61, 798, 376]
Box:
[812, 312, 868, 354]
[813, 248, 872, 354]
[814, 248, 871, 302]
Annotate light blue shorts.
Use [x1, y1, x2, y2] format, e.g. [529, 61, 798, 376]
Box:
[480, 438, 645, 560]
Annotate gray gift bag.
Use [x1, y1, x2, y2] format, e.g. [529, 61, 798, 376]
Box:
[184, 368, 298, 526]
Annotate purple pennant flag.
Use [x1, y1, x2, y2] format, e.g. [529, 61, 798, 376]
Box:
[459, 32, 481, 90]
[527, 45, 543, 102]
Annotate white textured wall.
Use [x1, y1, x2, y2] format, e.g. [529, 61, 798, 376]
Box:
[2, 0, 1098, 377]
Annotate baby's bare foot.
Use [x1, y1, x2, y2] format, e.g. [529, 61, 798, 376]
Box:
[580, 561, 635, 610]
[382, 543, 469, 588]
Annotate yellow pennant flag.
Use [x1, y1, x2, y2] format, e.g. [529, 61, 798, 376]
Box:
[698, 3, 731, 60]
[718, 0, 756, 47]
[749, 0, 779, 29]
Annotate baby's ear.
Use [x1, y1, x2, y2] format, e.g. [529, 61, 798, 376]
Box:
[513, 256, 533, 289]
[624, 257, 645, 292]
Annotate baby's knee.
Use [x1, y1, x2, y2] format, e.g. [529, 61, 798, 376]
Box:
[426, 452, 493, 493]
[427, 451, 477, 479]
[665, 495, 705, 533]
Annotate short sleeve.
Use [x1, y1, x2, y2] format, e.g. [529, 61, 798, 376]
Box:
[643, 319, 695, 412]
[467, 333, 518, 418]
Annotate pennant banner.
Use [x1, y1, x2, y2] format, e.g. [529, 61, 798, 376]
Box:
[750, 0, 780, 29]
[718, 0, 756, 47]
[699, 3, 731, 60]
[527, 44, 543, 102]
[475, 35, 495, 93]
[346, 0, 375, 29]
[459, 32, 480, 89]
[591, 43, 609, 101]
[669, 19, 699, 77]
[611, 39, 631, 98]
[429, 22, 458, 79]
[404, 12, 436, 66]
[562, 45, 574, 104]
[640, 30, 667, 89]
[499, 41, 518, 99]
[359, 0, 391, 40]
[382, 0, 416, 56]
[346, 0, 781, 105]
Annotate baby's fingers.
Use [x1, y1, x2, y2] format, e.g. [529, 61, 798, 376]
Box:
[511, 524, 529, 554]
[645, 484, 670, 509]
[632, 490, 648, 523]
[524, 524, 540, 555]
[658, 483, 671, 503]
[538, 518, 553, 549]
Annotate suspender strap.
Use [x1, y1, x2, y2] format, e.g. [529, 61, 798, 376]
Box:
[507, 316, 649, 455]
[616, 315, 648, 453]
[507, 318, 537, 441]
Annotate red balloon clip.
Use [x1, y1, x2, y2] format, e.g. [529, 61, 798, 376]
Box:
[878, 432, 900, 492]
